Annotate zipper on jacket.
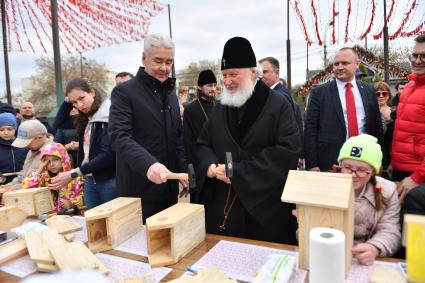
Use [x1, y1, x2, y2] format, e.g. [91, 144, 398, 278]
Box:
[11, 148, 16, 172]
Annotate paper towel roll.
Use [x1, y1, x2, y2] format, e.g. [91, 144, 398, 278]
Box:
[309, 227, 345, 283]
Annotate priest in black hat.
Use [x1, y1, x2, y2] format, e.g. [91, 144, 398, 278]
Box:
[195, 37, 301, 244]
[183, 70, 217, 203]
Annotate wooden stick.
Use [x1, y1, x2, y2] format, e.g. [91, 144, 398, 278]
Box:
[1, 172, 20, 177]
[165, 173, 188, 180]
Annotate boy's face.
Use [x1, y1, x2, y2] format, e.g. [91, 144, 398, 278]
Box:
[0, 126, 16, 141]
[44, 155, 62, 174]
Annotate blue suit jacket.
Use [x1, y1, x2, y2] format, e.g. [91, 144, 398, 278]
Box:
[273, 83, 295, 110]
[304, 79, 383, 171]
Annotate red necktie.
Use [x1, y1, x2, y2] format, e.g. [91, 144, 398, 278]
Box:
[345, 82, 359, 137]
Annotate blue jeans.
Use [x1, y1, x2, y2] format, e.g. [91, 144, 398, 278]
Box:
[84, 176, 117, 209]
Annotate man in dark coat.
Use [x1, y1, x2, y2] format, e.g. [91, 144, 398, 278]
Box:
[304, 47, 383, 172]
[109, 34, 186, 222]
[183, 70, 217, 196]
[196, 37, 301, 244]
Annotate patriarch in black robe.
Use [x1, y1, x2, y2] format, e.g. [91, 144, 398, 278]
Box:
[195, 37, 301, 244]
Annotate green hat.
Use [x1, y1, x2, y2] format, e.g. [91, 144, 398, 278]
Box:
[337, 134, 382, 173]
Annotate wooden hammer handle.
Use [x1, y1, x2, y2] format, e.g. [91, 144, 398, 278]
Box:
[1, 172, 20, 177]
[165, 173, 188, 180]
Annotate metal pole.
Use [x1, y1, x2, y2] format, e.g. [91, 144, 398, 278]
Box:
[167, 4, 175, 78]
[1, 0, 12, 104]
[79, 52, 83, 77]
[383, 0, 389, 83]
[306, 42, 309, 72]
[286, 0, 291, 91]
[51, 0, 63, 106]
[324, 43, 327, 67]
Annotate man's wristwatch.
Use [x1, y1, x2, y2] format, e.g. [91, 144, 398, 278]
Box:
[70, 169, 79, 179]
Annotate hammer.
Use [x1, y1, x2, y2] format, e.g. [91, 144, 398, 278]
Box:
[225, 152, 233, 177]
[165, 164, 196, 188]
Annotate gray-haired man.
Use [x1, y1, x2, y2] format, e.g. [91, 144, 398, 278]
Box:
[108, 34, 187, 221]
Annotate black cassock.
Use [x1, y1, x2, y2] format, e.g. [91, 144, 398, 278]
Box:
[183, 96, 215, 167]
[196, 80, 301, 245]
[183, 96, 215, 203]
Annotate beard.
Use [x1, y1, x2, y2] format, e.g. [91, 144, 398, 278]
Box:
[22, 114, 35, 119]
[221, 78, 255, 107]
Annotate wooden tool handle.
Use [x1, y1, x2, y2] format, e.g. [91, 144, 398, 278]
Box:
[166, 173, 188, 180]
[1, 172, 19, 177]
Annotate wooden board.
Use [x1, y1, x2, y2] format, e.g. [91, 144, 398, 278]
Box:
[0, 238, 27, 265]
[49, 242, 108, 274]
[282, 170, 353, 210]
[2, 187, 54, 216]
[168, 266, 236, 283]
[25, 229, 64, 264]
[45, 215, 82, 235]
[37, 262, 59, 273]
[0, 206, 28, 232]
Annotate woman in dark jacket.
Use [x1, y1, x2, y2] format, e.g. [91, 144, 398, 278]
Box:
[0, 113, 28, 184]
[49, 78, 116, 208]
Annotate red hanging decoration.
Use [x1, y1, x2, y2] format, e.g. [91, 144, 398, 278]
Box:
[401, 18, 425, 37]
[344, 0, 352, 43]
[389, 0, 417, 40]
[331, 0, 337, 44]
[293, 0, 313, 45]
[4, 0, 165, 53]
[310, 0, 323, 45]
[359, 0, 376, 40]
[372, 0, 395, 40]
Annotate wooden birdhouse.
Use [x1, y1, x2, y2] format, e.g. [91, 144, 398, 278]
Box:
[146, 203, 205, 267]
[2, 187, 54, 216]
[281, 170, 354, 276]
[84, 197, 142, 253]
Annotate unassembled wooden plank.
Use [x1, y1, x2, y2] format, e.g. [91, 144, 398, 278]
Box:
[0, 206, 28, 232]
[45, 215, 82, 235]
[25, 229, 64, 264]
[49, 242, 108, 274]
[37, 262, 59, 273]
[0, 238, 27, 265]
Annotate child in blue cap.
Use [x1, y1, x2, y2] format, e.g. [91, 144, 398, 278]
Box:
[0, 113, 28, 184]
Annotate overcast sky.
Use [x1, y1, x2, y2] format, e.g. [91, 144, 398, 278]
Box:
[0, 0, 419, 97]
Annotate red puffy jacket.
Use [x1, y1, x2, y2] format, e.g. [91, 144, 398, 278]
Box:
[391, 73, 425, 184]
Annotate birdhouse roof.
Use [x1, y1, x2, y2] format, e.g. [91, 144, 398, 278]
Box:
[281, 170, 353, 210]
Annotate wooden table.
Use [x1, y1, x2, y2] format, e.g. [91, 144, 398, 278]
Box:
[0, 233, 401, 282]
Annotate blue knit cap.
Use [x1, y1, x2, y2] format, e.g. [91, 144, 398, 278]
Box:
[0, 113, 17, 128]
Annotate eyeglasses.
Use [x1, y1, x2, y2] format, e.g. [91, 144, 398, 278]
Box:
[409, 53, 425, 63]
[376, 91, 389, 98]
[339, 164, 372, 177]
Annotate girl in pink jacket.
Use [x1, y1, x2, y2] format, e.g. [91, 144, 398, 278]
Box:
[22, 142, 84, 212]
[337, 134, 401, 265]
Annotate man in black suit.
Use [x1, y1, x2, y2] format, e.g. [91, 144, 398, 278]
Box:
[304, 47, 383, 171]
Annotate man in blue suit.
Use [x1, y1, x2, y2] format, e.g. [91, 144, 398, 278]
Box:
[259, 57, 295, 109]
[259, 57, 304, 163]
[304, 47, 383, 172]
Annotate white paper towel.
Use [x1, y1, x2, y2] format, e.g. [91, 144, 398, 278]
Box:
[309, 227, 345, 283]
